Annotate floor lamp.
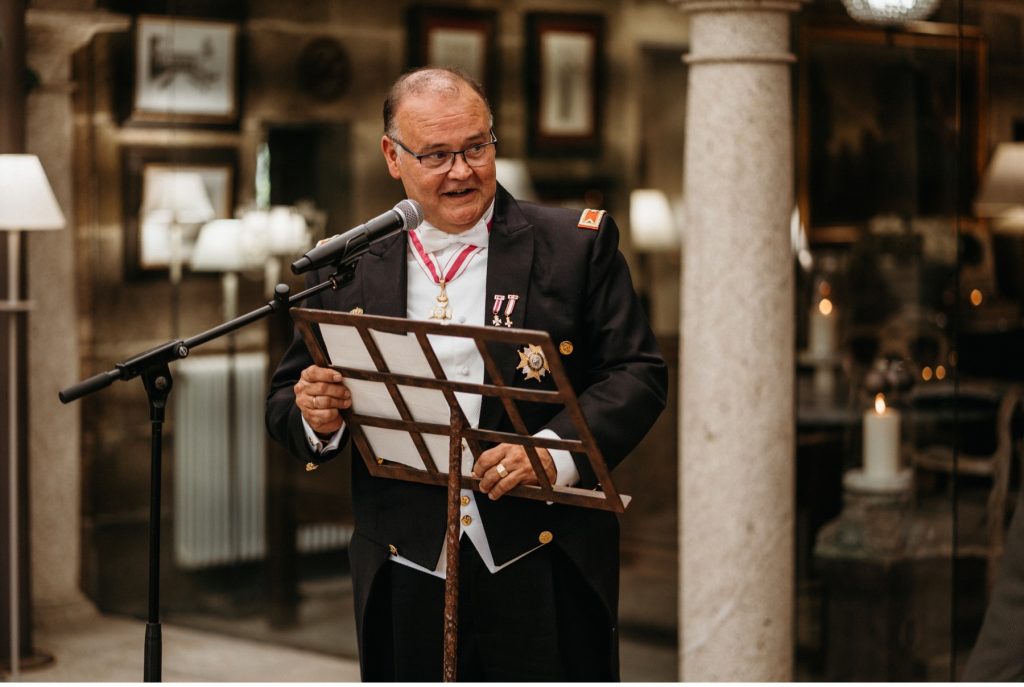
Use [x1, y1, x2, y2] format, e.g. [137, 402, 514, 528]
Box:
[0, 155, 66, 679]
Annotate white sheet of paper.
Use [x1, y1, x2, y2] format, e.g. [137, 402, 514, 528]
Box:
[362, 427, 473, 476]
[396, 385, 450, 424]
[319, 324, 375, 371]
[345, 379, 400, 420]
[370, 330, 435, 377]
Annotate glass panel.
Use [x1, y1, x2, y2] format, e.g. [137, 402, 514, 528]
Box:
[794, 1, 1024, 680]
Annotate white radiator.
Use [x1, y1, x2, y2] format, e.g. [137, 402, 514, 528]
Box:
[173, 352, 350, 569]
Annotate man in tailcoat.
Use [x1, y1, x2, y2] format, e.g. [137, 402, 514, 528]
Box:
[266, 67, 667, 681]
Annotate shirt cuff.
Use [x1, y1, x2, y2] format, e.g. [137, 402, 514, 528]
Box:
[301, 415, 344, 454]
[534, 428, 579, 487]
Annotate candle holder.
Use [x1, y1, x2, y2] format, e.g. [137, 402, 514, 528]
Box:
[800, 258, 845, 404]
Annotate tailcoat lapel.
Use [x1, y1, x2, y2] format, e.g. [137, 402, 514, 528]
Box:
[357, 230, 407, 317]
[479, 187, 535, 432]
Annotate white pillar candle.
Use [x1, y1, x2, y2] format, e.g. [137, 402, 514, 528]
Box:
[863, 392, 900, 479]
[808, 297, 836, 357]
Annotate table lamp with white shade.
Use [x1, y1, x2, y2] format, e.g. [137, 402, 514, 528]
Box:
[496, 158, 538, 202]
[0, 154, 66, 679]
[629, 188, 680, 252]
[629, 189, 681, 335]
[975, 143, 1024, 303]
[239, 206, 309, 297]
[975, 142, 1024, 220]
[140, 169, 215, 336]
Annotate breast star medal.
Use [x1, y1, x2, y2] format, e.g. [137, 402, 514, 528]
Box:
[517, 344, 549, 383]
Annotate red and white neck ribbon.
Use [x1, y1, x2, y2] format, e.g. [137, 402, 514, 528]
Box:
[408, 230, 485, 288]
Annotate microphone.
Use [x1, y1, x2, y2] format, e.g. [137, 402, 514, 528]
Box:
[291, 199, 424, 274]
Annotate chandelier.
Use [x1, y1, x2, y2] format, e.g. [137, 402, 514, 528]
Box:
[841, 0, 941, 24]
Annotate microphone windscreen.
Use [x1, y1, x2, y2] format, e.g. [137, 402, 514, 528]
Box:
[396, 198, 424, 230]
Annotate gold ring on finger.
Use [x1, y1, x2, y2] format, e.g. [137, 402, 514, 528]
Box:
[495, 463, 508, 479]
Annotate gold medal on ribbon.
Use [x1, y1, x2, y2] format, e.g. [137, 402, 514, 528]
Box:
[517, 344, 549, 383]
[429, 279, 452, 321]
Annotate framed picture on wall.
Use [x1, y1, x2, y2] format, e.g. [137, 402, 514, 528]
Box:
[122, 146, 237, 279]
[797, 23, 986, 241]
[131, 15, 239, 124]
[407, 7, 499, 109]
[525, 12, 605, 157]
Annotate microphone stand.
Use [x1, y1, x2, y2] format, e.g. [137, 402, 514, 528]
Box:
[58, 262, 358, 682]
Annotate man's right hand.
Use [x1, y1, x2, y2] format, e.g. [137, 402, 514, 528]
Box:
[294, 365, 351, 436]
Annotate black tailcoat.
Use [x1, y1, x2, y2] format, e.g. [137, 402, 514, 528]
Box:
[266, 186, 668, 676]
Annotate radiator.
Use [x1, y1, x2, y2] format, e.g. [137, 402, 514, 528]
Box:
[173, 352, 350, 569]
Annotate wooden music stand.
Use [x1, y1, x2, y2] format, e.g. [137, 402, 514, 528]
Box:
[291, 308, 630, 681]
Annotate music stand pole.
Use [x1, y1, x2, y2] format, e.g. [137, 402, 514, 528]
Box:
[442, 411, 465, 681]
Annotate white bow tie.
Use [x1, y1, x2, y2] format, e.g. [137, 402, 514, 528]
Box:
[415, 222, 490, 254]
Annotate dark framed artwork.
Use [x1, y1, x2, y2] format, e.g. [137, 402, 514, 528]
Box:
[122, 146, 237, 279]
[525, 12, 605, 157]
[407, 7, 499, 107]
[131, 15, 240, 125]
[797, 23, 986, 241]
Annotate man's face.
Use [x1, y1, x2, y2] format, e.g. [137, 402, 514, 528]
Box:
[381, 87, 497, 235]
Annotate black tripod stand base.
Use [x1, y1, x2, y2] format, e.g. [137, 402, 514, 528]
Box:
[144, 622, 161, 682]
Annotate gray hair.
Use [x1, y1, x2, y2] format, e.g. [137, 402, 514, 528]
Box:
[383, 66, 493, 140]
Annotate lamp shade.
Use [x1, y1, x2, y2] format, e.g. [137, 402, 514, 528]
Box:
[629, 189, 679, 251]
[191, 219, 265, 272]
[0, 155, 66, 231]
[141, 169, 215, 224]
[975, 143, 1024, 218]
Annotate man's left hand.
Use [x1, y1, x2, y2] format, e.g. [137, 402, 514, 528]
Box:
[473, 443, 556, 500]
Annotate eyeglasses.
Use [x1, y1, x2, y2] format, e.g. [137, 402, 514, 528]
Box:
[391, 133, 498, 174]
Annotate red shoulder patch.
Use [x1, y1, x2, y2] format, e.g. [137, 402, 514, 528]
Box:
[577, 208, 606, 231]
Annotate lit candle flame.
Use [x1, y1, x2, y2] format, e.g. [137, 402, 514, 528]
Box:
[818, 298, 833, 316]
[874, 392, 886, 414]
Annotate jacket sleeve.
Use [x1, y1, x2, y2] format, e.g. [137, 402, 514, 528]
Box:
[265, 271, 349, 466]
[542, 215, 668, 487]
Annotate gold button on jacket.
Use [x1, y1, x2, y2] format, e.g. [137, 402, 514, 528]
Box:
[461, 515, 473, 526]
[538, 530, 553, 544]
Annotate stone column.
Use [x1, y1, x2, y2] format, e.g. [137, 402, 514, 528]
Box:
[24, 9, 129, 622]
[672, 1, 802, 680]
